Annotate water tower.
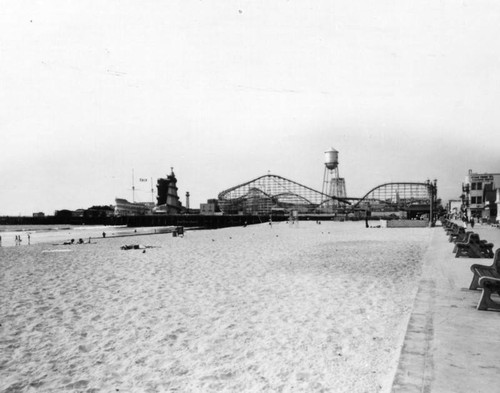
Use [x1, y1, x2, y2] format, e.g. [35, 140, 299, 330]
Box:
[321, 147, 347, 210]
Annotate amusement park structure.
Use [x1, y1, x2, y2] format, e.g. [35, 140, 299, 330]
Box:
[351, 181, 438, 218]
[218, 174, 438, 220]
[217, 174, 349, 215]
[217, 147, 438, 218]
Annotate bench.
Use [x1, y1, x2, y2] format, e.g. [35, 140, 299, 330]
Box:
[447, 225, 467, 242]
[443, 219, 455, 232]
[477, 275, 500, 311]
[469, 249, 500, 290]
[452, 231, 473, 253]
[478, 240, 495, 258]
[455, 233, 494, 258]
[450, 228, 469, 244]
[455, 233, 481, 258]
[445, 223, 459, 236]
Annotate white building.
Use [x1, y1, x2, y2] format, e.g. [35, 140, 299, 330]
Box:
[463, 170, 500, 223]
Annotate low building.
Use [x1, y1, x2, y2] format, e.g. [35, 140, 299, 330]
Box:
[32, 212, 45, 218]
[85, 205, 115, 218]
[200, 202, 216, 215]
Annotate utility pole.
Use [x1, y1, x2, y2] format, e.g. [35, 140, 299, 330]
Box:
[132, 169, 135, 202]
[151, 177, 154, 203]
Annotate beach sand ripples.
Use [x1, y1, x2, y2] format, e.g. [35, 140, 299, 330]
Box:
[0, 222, 429, 392]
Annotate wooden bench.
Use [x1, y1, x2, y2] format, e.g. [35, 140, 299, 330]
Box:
[455, 233, 493, 258]
[450, 227, 469, 243]
[447, 226, 463, 242]
[478, 240, 495, 258]
[443, 219, 455, 232]
[445, 223, 459, 236]
[469, 249, 500, 290]
[477, 275, 500, 311]
[452, 231, 473, 252]
[455, 233, 480, 258]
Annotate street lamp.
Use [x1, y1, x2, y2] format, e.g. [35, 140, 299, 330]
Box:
[432, 179, 437, 225]
[426, 179, 436, 227]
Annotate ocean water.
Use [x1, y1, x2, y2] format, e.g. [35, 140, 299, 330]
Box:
[0, 225, 173, 248]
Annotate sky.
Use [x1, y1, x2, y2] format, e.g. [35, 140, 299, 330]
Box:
[1, 0, 500, 216]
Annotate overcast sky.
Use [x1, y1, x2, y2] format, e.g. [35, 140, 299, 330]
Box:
[1, 0, 499, 216]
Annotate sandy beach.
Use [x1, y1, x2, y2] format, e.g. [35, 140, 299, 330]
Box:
[0, 221, 431, 393]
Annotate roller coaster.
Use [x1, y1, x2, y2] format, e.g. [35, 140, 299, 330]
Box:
[218, 174, 435, 215]
[349, 182, 433, 210]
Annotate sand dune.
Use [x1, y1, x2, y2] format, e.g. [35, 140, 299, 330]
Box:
[0, 221, 430, 392]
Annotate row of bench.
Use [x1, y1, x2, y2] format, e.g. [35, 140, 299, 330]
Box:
[444, 221, 494, 258]
[442, 219, 500, 311]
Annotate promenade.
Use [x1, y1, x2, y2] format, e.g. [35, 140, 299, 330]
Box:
[392, 223, 500, 392]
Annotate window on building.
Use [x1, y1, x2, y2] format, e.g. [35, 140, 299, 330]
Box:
[477, 182, 482, 190]
[477, 196, 482, 204]
[471, 183, 477, 190]
[471, 196, 477, 204]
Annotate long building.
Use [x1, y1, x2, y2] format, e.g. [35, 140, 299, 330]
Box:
[114, 198, 154, 216]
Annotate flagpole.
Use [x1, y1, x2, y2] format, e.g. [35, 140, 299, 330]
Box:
[151, 177, 154, 203]
[132, 169, 135, 202]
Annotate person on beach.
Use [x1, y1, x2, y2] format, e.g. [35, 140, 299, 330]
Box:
[365, 209, 371, 228]
[470, 217, 475, 228]
[102, 232, 106, 238]
[0, 235, 2, 247]
[27, 234, 30, 245]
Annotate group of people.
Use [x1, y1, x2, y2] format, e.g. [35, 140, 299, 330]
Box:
[13, 234, 30, 245]
[63, 238, 86, 245]
[0, 234, 32, 247]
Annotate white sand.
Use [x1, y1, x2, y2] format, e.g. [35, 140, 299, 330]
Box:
[0, 221, 430, 392]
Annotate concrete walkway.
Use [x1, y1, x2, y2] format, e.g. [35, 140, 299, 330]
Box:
[392, 224, 500, 392]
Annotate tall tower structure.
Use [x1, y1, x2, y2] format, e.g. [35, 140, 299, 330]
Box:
[156, 168, 181, 214]
[321, 147, 347, 211]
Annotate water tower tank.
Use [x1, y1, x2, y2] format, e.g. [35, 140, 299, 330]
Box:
[324, 148, 338, 170]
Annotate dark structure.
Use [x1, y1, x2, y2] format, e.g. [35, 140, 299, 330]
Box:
[156, 168, 181, 214]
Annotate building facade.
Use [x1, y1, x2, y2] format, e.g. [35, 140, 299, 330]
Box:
[463, 170, 500, 223]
